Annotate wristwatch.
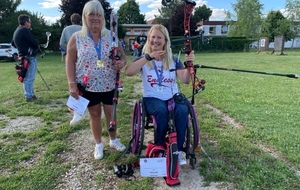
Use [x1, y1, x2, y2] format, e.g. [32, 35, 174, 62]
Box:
[144, 53, 153, 61]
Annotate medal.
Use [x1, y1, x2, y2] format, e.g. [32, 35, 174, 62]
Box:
[157, 86, 163, 92]
[97, 60, 103, 67]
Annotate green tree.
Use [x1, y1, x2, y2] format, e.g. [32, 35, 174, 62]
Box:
[156, 1, 205, 36]
[192, 4, 212, 22]
[7, 10, 52, 45]
[0, 0, 21, 42]
[0, 0, 21, 19]
[59, 0, 112, 28]
[285, 0, 300, 46]
[226, 0, 263, 39]
[155, 0, 185, 36]
[117, 0, 146, 24]
[285, 0, 300, 20]
[261, 10, 293, 42]
[59, 0, 125, 41]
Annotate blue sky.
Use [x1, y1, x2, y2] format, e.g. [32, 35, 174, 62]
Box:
[17, 0, 286, 24]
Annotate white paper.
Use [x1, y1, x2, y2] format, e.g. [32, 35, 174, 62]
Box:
[140, 157, 166, 177]
[66, 95, 89, 115]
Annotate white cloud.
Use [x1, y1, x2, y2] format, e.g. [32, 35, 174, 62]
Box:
[104, 0, 227, 21]
[44, 16, 60, 24]
[210, 9, 227, 21]
[195, 0, 207, 7]
[145, 9, 160, 20]
[110, 0, 124, 10]
[144, 0, 227, 21]
[280, 8, 288, 17]
[38, 0, 61, 9]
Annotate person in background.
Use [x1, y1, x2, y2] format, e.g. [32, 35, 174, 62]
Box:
[60, 13, 82, 63]
[120, 39, 125, 51]
[125, 24, 196, 165]
[66, 0, 127, 160]
[12, 14, 39, 102]
[132, 40, 139, 59]
[60, 13, 84, 125]
[136, 31, 147, 56]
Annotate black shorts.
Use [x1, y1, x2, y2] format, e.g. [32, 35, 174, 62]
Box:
[83, 90, 114, 107]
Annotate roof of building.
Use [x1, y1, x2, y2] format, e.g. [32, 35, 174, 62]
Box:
[121, 24, 154, 27]
[147, 19, 158, 24]
[197, 21, 227, 26]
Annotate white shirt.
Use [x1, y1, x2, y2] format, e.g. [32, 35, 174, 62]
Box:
[141, 58, 183, 100]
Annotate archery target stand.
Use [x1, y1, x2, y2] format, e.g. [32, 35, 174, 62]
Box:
[256, 37, 269, 54]
[270, 36, 285, 55]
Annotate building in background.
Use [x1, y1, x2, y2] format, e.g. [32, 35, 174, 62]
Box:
[121, 24, 154, 51]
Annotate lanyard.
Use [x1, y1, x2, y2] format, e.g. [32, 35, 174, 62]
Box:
[88, 31, 101, 60]
[153, 62, 164, 86]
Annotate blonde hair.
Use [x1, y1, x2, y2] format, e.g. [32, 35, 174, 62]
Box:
[79, 0, 109, 37]
[143, 24, 173, 70]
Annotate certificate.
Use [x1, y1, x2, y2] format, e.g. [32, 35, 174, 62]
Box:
[66, 95, 89, 115]
[140, 157, 166, 177]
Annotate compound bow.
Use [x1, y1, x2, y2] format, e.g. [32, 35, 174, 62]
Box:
[163, 0, 205, 104]
[39, 32, 51, 58]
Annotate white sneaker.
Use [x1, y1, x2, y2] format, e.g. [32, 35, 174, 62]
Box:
[109, 138, 126, 151]
[70, 111, 83, 125]
[178, 151, 187, 165]
[94, 143, 104, 160]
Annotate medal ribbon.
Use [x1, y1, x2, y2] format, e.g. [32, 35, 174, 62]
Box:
[153, 62, 164, 86]
[88, 31, 101, 60]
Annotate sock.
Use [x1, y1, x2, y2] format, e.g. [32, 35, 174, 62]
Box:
[96, 142, 103, 148]
[178, 151, 182, 156]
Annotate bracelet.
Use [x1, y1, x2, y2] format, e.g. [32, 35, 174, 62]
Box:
[144, 53, 153, 61]
[68, 81, 76, 84]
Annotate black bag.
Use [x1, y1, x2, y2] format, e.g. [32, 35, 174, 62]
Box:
[173, 92, 186, 104]
[15, 56, 29, 83]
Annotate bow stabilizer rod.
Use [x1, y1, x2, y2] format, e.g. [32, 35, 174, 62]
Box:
[195, 64, 299, 79]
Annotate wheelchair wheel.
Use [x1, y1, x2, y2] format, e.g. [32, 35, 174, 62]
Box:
[184, 100, 200, 169]
[130, 99, 145, 156]
[130, 100, 141, 154]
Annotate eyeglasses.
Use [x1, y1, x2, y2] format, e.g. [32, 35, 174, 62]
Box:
[27, 20, 31, 23]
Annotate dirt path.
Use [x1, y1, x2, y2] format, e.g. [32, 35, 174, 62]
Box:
[0, 107, 234, 190]
[53, 122, 233, 190]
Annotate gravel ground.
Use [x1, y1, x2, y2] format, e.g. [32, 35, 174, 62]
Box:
[1, 112, 234, 190]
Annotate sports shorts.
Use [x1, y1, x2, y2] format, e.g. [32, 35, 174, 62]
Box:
[83, 89, 114, 107]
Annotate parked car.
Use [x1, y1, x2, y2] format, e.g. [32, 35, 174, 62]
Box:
[0, 43, 18, 61]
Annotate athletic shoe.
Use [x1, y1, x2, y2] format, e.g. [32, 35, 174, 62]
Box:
[109, 138, 126, 151]
[178, 151, 187, 165]
[26, 95, 38, 102]
[70, 111, 83, 125]
[94, 143, 104, 160]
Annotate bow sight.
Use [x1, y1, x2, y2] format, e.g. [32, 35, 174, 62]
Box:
[161, 0, 172, 6]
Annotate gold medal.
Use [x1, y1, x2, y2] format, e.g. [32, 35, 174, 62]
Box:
[97, 60, 103, 67]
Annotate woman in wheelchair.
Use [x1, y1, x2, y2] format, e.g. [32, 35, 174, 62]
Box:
[125, 24, 195, 165]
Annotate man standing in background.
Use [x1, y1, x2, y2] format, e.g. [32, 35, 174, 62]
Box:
[12, 14, 39, 102]
[136, 31, 147, 56]
[59, 13, 82, 62]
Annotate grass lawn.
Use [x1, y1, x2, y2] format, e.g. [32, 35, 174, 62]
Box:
[0, 50, 299, 189]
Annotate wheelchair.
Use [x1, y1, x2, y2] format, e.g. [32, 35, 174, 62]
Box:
[130, 93, 200, 169]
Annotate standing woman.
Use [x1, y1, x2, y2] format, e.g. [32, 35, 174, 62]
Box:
[125, 24, 195, 165]
[66, 0, 127, 160]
